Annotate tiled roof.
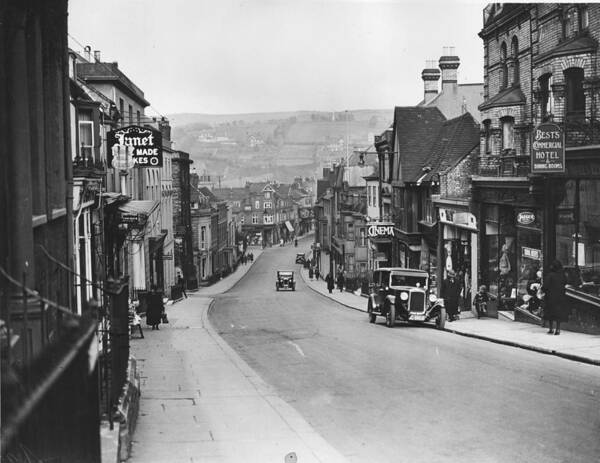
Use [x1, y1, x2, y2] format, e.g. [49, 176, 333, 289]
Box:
[247, 182, 270, 194]
[392, 107, 446, 183]
[418, 112, 480, 183]
[211, 187, 247, 201]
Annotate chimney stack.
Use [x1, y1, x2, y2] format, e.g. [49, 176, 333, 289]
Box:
[421, 60, 441, 104]
[93, 50, 101, 62]
[84, 45, 92, 62]
[439, 46, 460, 93]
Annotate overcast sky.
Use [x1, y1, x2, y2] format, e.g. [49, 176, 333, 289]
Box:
[68, 0, 487, 116]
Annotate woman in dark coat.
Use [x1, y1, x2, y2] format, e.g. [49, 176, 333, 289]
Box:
[542, 259, 568, 335]
[325, 272, 334, 293]
[146, 288, 163, 330]
[441, 271, 462, 321]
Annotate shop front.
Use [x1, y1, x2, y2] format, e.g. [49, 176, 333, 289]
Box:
[543, 148, 600, 333]
[473, 182, 542, 318]
[437, 207, 478, 313]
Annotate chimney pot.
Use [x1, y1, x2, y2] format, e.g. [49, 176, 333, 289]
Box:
[439, 47, 460, 92]
[422, 60, 441, 104]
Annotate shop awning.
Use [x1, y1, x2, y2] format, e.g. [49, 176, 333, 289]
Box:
[118, 200, 159, 216]
[285, 221, 294, 232]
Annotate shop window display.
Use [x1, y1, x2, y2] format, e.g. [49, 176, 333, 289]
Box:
[443, 236, 471, 311]
[556, 180, 600, 299]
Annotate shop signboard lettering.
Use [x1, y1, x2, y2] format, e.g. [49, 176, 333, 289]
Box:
[522, 247, 542, 260]
[108, 125, 163, 168]
[368, 222, 395, 238]
[119, 212, 145, 227]
[531, 123, 565, 173]
[517, 211, 535, 225]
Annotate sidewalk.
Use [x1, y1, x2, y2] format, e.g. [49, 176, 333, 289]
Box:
[300, 267, 600, 366]
[127, 248, 348, 463]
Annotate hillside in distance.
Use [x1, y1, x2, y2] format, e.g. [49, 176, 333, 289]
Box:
[169, 109, 393, 187]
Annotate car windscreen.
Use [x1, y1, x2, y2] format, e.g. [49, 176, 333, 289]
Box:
[390, 274, 427, 288]
[279, 272, 293, 277]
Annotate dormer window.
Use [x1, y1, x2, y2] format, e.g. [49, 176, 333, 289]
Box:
[264, 191, 271, 199]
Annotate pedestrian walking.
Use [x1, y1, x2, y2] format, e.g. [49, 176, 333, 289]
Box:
[315, 268, 320, 280]
[146, 286, 163, 330]
[337, 272, 345, 293]
[441, 270, 461, 321]
[177, 274, 187, 299]
[308, 266, 314, 280]
[542, 259, 568, 335]
[326, 272, 334, 293]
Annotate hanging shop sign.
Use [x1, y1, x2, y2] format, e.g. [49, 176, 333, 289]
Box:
[118, 212, 146, 227]
[517, 211, 535, 225]
[368, 222, 395, 238]
[557, 207, 575, 224]
[108, 125, 163, 168]
[531, 123, 565, 174]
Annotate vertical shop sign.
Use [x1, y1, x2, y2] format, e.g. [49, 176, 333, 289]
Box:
[108, 125, 163, 168]
[531, 123, 565, 173]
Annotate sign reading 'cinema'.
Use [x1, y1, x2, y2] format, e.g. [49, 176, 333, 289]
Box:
[531, 123, 565, 174]
[108, 125, 163, 168]
[368, 222, 395, 238]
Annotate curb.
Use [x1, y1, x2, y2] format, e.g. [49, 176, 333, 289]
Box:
[444, 328, 600, 367]
[299, 268, 367, 314]
[299, 267, 600, 367]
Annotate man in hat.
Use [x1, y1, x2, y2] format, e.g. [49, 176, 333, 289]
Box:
[442, 270, 461, 321]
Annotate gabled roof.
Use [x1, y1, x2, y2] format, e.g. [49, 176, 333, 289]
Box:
[392, 107, 446, 183]
[247, 182, 272, 194]
[198, 186, 220, 202]
[479, 85, 526, 111]
[416, 112, 480, 183]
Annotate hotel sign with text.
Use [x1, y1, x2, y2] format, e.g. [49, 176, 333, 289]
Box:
[108, 125, 163, 169]
[531, 123, 565, 174]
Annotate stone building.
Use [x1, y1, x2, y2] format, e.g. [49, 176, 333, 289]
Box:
[474, 3, 600, 332]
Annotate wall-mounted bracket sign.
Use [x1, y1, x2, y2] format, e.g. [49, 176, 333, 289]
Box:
[368, 222, 395, 238]
[108, 125, 163, 168]
[531, 123, 565, 173]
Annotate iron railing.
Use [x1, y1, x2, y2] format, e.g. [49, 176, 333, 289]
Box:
[0, 265, 101, 462]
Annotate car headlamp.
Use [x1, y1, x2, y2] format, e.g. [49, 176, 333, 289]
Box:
[429, 294, 438, 303]
[400, 291, 409, 301]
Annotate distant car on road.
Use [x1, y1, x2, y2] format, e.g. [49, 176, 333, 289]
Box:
[366, 267, 445, 329]
[276, 270, 296, 291]
[295, 253, 306, 264]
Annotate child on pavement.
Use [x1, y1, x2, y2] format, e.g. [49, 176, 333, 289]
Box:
[473, 285, 495, 319]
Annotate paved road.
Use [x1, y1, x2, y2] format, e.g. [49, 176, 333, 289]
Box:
[210, 242, 600, 463]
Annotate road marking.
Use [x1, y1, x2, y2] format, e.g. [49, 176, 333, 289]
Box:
[288, 340, 305, 357]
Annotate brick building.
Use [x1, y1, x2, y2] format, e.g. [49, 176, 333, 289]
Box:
[172, 150, 196, 290]
[474, 3, 600, 332]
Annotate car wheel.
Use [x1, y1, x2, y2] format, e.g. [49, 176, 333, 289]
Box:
[385, 301, 395, 328]
[436, 308, 446, 330]
[276, 285, 279, 291]
[367, 299, 376, 323]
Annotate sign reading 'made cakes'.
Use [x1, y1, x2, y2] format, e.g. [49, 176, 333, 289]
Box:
[531, 122, 565, 174]
[108, 125, 163, 168]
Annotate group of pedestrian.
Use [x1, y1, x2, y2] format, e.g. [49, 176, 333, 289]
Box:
[308, 266, 320, 280]
[447, 258, 569, 336]
[323, 270, 345, 294]
[240, 252, 254, 265]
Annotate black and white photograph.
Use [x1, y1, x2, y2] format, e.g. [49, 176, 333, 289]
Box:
[2, 1, 600, 462]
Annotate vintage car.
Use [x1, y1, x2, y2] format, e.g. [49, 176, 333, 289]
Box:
[366, 267, 445, 329]
[276, 270, 296, 291]
[295, 253, 306, 264]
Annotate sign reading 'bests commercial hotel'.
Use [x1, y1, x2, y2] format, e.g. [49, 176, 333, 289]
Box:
[107, 125, 163, 168]
[531, 122, 565, 174]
